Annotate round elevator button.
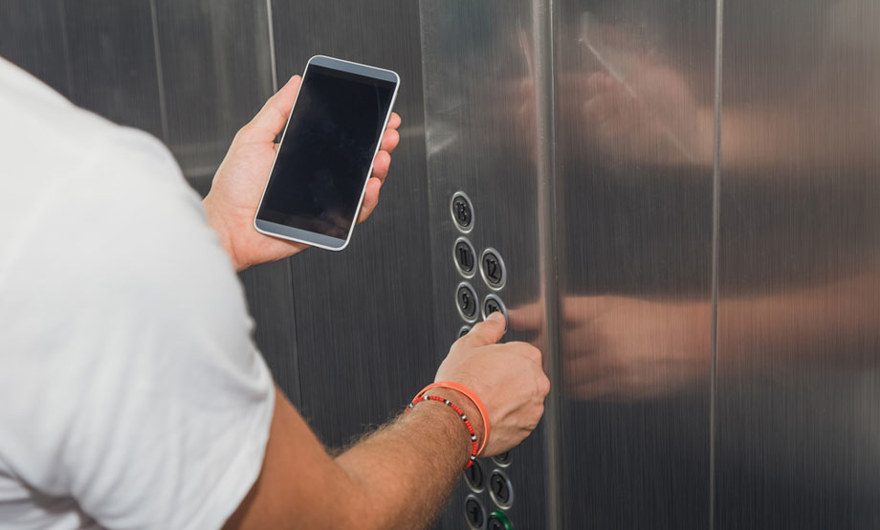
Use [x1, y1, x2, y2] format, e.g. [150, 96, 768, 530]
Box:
[492, 451, 512, 467]
[456, 282, 479, 323]
[459, 325, 472, 338]
[465, 495, 487, 530]
[451, 192, 475, 233]
[481, 294, 508, 329]
[488, 511, 514, 530]
[488, 470, 514, 509]
[479, 248, 506, 290]
[453, 237, 477, 278]
[464, 458, 485, 492]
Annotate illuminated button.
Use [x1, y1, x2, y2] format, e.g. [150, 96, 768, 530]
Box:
[464, 458, 485, 492]
[456, 282, 479, 323]
[492, 451, 512, 467]
[459, 325, 472, 338]
[451, 192, 475, 233]
[488, 470, 514, 509]
[479, 248, 506, 290]
[465, 495, 487, 530]
[481, 294, 508, 330]
[488, 511, 514, 530]
[454, 237, 477, 278]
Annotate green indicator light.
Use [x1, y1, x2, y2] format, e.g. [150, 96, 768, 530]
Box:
[488, 510, 514, 530]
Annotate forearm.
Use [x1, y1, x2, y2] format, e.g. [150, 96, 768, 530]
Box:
[334, 389, 479, 529]
[227, 387, 482, 530]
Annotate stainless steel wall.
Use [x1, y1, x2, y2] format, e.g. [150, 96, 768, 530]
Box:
[420, 2, 553, 528]
[553, 1, 716, 528]
[715, 0, 880, 528]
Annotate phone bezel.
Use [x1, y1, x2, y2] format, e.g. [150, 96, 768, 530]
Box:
[253, 54, 400, 251]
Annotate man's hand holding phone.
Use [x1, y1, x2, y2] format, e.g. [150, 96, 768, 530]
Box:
[203, 75, 401, 272]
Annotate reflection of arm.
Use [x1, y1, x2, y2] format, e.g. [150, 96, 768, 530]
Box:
[719, 269, 880, 368]
[719, 53, 879, 173]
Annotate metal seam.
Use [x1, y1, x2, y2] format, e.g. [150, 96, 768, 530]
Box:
[709, 0, 725, 528]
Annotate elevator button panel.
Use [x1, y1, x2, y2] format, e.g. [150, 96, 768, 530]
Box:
[454, 237, 477, 278]
[464, 458, 485, 492]
[492, 451, 512, 467]
[465, 495, 487, 530]
[488, 511, 514, 530]
[479, 248, 507, 290]
[451, 191, 475, 233]
[489, 470, 514, 509]
[449, 192, 516, 529]
[456, 282, 479, 322]
[481, 294, 508, 329]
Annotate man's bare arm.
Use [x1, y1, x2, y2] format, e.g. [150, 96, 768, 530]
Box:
[225, 314, 549, 529]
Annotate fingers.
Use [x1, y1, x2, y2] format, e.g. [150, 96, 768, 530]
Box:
[463, 312, 507, 347]
[238, 75, 302, 144]
[387, 112, 402, 129]
[371, 149, 392, 183]
[380, 127, 400, 153]
[357, 178, 381, 224]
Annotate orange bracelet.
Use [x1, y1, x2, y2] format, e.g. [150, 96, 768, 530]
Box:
[416, 381, 490, 456]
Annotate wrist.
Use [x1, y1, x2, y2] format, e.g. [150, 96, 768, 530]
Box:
[427, 388, 485, 445]
[202, 195, 245, 271]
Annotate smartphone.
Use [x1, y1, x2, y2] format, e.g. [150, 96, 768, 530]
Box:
[254, 55, 400, 250]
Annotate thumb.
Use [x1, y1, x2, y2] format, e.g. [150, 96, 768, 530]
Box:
[464, 312, 507, 347]
[240, 75, 302, 143]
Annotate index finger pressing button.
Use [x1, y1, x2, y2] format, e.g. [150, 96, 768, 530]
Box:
[481, 294, 509, 331]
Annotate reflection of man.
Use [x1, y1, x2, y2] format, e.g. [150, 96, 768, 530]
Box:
[544, 0, 880, 401]
[0, 57, 550, 528]
[579, 0, 880, 173]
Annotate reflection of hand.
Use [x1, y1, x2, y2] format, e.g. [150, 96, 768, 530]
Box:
[510, 296, 710, 401]
[434, 313, 550, 456]
[203, 76, 401, 271]
[580, 65, 712, 166]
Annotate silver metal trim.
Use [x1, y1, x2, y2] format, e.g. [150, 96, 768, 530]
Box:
[454, 237, 478, 279]
[458, 325, 473, 338]
[481, 294, 509, 330]
[479, 247, 508, 291]
[450, 191, 475, 233]
[491, 451, 513, 468]
[456, 282, 480, 323]
[148, 0, 169, 143]
[464, 458, 486, 493]
[464, 494, 488, 530]
[488, 469, 515, 510]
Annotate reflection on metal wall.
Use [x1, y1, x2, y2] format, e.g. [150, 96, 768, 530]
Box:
[554, 1, 715, 528]
[715, 0, 880, 527]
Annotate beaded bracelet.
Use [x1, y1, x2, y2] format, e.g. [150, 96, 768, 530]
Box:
[418, 382, 490, 456]
[407, 394, 478, 469]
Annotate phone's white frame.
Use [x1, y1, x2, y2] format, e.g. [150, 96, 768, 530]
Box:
[253, 54, 400, 251]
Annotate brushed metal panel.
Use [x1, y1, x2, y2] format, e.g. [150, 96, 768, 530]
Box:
[554, 1, 716, 528]
[715, 0, 880, 528]
[0, 0, 72, 97]
[154, 0, 274, 182]
[63, 1, 164, 138]
[270, 0, 437, 449]
[420, 2, 550, 528]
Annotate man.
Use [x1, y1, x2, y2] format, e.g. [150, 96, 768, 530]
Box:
[0, 57, 549, 529]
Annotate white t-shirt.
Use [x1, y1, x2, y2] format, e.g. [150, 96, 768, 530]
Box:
[0, 58, 275, 529]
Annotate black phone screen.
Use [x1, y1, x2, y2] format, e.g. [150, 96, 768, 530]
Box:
[256, 64, 396, 241]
